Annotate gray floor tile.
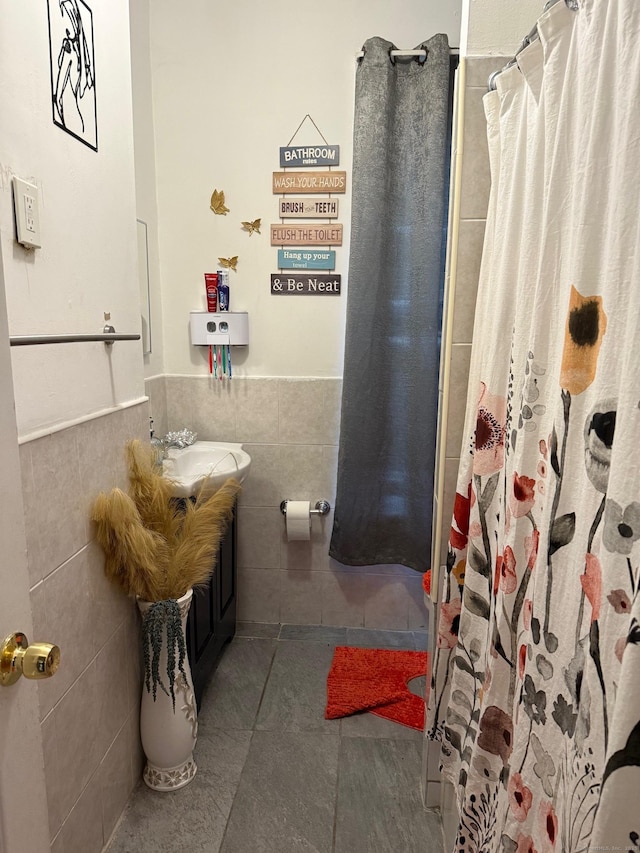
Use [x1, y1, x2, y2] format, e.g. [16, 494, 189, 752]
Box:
[340, 709, 423, 741]
[198, 638, 276, 731]
[346, 627, 416, 649]
[235, 621, 280, 639]
[412, 630, 429, 650]
[107, 730, 252, 853]
[255, 640, 339, 733]
[220, 731, 339, 853]
[279, 623, 347, 643]
[334, 737, 443, 853]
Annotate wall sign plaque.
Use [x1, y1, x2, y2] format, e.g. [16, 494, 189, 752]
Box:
[270, 224, 343, 246]
[271, 274, 341, 295]
[272, 171, 346, 194]
[279, 145, 340, 168]
[277, 249, 335, 270]
[278, 198, 339, 219]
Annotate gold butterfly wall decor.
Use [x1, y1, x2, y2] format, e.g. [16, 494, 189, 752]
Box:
[218, 256, 238, 272]
[241, 218, 261, 236]
[210, 189, 229, 215]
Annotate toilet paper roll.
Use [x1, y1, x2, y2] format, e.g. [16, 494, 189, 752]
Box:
[285, 501, 311, 541]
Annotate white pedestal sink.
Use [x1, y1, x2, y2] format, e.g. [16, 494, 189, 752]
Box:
[161, 441, 251, 498]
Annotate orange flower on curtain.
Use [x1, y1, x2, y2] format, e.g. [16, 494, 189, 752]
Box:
[560, 286, 607, 395]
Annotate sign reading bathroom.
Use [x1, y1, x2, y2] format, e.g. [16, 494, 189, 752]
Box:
[278, 198, 339, 218]
[271, 274, 341, 295]
[278, 249, 336, 270]
[272, 171, 347, 194]
[270, 224, 343, 246]
[279, 145, 340, 168]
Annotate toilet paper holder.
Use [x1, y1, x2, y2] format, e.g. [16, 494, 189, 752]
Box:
[280, 499, 331, 516]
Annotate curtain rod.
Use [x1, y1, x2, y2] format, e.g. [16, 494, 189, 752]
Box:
[355, 48, 459, 60]
[487, 0, 578, 90]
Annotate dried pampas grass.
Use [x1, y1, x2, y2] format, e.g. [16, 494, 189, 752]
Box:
[92, 439, 241, 602]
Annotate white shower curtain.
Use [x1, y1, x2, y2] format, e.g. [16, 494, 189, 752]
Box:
[427, 1, 640, 851]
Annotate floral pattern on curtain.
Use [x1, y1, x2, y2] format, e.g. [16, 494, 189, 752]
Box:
[427, 2, 640, 851]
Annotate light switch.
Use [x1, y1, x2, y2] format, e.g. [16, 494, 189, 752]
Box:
[12, 176, 41, 249]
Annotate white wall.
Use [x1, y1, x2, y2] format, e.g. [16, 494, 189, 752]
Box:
[147, 0, 462, 378]
[0, 0, 145, 437]
[462, 0, 544, 55]
[130, 0, 165, 380]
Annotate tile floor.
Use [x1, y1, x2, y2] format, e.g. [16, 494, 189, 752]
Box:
[106, 623, 444, 853]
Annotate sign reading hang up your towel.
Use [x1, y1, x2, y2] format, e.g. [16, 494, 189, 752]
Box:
[270, 274, 341, 295]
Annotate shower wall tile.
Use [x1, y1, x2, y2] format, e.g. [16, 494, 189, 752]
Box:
[20, 428, 85, 585]
[464, 55, 510, 88]
[452, 218, 486, 344]
[145, 375, 167, 438]
[278, 378, 328, 444]
[165, 375, 195, 431]
[440, 457, 461, 566]
[321, 571, 367, 627]
[98, 721, 133, 843]
[234, 378, 279, 443]
[279, 443, 327, 500]
[237, 506, 281, 569]
[58, 772, 104, 853]
[280, 512, 335, 572]
[189, 376, 237, 441]
[459, 84, 493, 220]
[279, 569, 324, 624]
[23, 405, 146, 849]
[363, 575, 411, 630]
[41, 711, 64, 841]
[237, 567, 281, 623]
[444, 344, 473, 458]
[237, 443, 281, 507]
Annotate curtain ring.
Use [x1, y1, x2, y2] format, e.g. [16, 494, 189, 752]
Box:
[357, 45, 366, 64]
[388, 47, 396, 65]
[416, 45, 428, 66]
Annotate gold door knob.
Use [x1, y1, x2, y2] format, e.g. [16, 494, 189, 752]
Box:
[0, 632, 61, 687]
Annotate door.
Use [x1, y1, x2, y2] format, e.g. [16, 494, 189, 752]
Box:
[0, 245, 50, 851]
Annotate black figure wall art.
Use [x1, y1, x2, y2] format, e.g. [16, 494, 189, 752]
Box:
[47, 0, 97, 151]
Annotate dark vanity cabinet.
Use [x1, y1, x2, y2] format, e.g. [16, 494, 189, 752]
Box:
[185, 504, 237, 707]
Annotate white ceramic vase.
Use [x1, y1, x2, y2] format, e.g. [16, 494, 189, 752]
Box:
[137, 588, 198, 791]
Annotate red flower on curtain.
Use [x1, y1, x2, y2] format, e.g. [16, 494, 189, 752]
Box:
[518, 644, 527, 679]
[478, 705, 514, 764]
[525, 528, 540, 571]
[450, 482, 472, 551]
[538, 801, 558, 850]
[475, 382, 507, 476]
[508, 772, 533, 822]
[580, 553, 602, 622]
[438, 599, 462, 648]
[515, 834, 538, 853]
[500, 546, 517, 593]
[510, 472, 536, 518]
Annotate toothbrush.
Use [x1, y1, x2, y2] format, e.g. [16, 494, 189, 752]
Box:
[227, 345, 232, 379]
[213, 345, 217, 379]
[209, 345, 213, 375]
[222, 343, 227, 376]
[219, 344, 223, 380]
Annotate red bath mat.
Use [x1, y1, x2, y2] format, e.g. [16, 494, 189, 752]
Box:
[325, 646, 428, 731]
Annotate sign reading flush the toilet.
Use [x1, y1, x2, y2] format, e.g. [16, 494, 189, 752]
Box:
[270, 274, 341, 295]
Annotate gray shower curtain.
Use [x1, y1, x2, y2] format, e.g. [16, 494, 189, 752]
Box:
[329, 34, 451, 572]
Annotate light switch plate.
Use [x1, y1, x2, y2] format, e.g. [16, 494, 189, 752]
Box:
[12, 176, 41, 249]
